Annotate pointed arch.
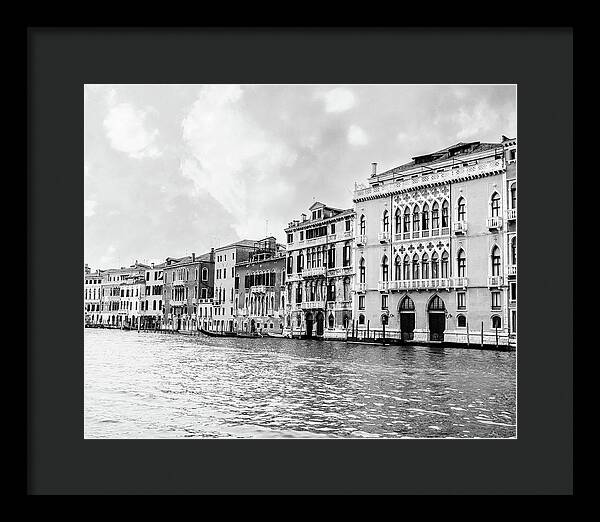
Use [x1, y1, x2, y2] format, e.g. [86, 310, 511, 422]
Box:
[381, 254, 389, 281]
[359, 256, 366, 283]
[399, 294, 415, 311]
[491, 245, 502, 276]
[394, 254, 402, 280]
[457, 248, 466, 277]
[421, 252, 430, 280]
[394, 207, 402, 234]
[412, 204, 420, 233]
[412, 253, 420, 280]
[457, 196, 466, 221]
[431, 201, 440, 230]
[421, 202, 430, 231]
[359, 214, 366, 235]
[511, 236, 517, 265]
[441, 199, 449, 228]
[490, 191, 501, 217]
[427, 293, 446, 311]
[382, 209, 389, 232]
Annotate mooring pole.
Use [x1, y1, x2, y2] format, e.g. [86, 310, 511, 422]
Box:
[466, 318, 470, 349]
[382, 322, 386, 344]
[495, 326, 498, 349]
[367, 320, 370, 340]
[481, 321, 484, 348]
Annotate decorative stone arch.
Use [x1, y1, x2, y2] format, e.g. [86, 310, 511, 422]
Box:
[489, 190, 502, 216]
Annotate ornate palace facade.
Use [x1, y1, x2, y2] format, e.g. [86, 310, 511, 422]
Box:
[352, 136, 517, 345]
[283, 202, 355, 339]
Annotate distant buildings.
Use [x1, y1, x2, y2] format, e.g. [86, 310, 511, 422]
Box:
[234, 237, 286, 333]
[283, 202, 355, 339]
[162, 251, 215, 331]
[84, 134, 516, 347]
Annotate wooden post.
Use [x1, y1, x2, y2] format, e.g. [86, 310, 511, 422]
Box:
[495, 326, 498, 349]
[382, 322, 386, 344]
[352, 320, 355, 340]
[466, 318, 470, 349]
[367, 320, 370, 340]
[481, 321, 484, 348]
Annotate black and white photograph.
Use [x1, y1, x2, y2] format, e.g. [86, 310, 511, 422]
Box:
[84, 83, 518, 439]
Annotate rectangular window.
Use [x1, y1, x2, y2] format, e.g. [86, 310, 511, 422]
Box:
[330, 223, 335, 235]
[511, 310, 517, 333]
[491, 291, 501, 310]
[201, 288, 207, 299]
[231, 267, 234, 278]
[287, 233, 293, 243]
[345, 219, 351, 231]
[381, 294, 388, 310]
[510, 282, 517, 301]
[359, 295, 365, 310]
[300, 231, 304, 240]
[457, 292, 466, 310]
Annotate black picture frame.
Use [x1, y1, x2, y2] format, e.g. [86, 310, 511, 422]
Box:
[27, 27, 573, 495]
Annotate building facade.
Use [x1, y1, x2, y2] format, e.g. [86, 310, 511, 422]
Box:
[234, 237, 286, 334]
[213, 240, 258, 333]
[99, 262, 149, 326]
[140, 262, 165, 329]
[84, 265, 104, 325]
[283, 202, 355, 339]
[352, 136, 517, 346]
[162, 251, 215, 331]
[119, 275, 146, 328]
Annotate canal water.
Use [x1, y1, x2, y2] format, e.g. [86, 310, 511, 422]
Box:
[84, 329, 516, 439]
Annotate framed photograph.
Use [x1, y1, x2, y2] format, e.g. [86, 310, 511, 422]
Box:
[28, 27, 573, 495]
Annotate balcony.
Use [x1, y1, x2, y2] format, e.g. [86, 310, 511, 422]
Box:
[343, 230, 353, 238]
[507, 208, 517, 221]
[303, 267, 326, 278]
[251, 285, 274, 293]
[356, 234, 367, 247]
[378, 280, 391, 292]
[453, 221, 468, 235]
[451, 277, 469, 288]
[355, 282, 366, 293]
[172, 279, 185, 286]
[327, 234, 337, 242]
[287, 273, 303, 282]
[488, 275, 504, 287]
[170, 299, 186, 306]
[395, 279, 452, 291]
[486, 216, 503, 230]
[300, 300, 326, 310]
[508, 265, 517, 277]
[378, 231, 391, 243]
[327, 266, 354, 277]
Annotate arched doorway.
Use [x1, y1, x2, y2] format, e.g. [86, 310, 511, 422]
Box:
[399, 295, 415, 340]
[428, 295, 446, 341]
[250, 319, 256, 333]
[305, 312, 314, 337]
[316, 311, 324, 337]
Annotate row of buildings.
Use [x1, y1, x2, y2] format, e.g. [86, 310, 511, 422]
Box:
[85, 135, 517, 346]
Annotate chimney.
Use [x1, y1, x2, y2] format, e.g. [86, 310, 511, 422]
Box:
[151, 262, 155, 269]
[371, 162, 377, 176]
[210, 248, 215, 262]
[192, 252, 196, 262]
[301, 213, 307, 222]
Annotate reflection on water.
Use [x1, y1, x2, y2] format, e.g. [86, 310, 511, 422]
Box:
[84, 329, 516, 438]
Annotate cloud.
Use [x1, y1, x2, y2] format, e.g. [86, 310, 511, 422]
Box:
[453, 101, 500, 140]
[321, 87, 356, 113]
[103, 103, 161, 159]
[181, 85, 297, 238]
[348, 124, 369, 146]
[99, 244, 117, 266]
[84, 199, 97, 217]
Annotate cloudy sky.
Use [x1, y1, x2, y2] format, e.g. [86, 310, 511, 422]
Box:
[84, 84, 516, 269]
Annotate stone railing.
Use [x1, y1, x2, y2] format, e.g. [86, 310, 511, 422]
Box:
[486, 216, 503, 230]
[300, 300, 326, 310]
[507, 265, 517, 276]
[354, 282, 366, 293]
[326, 266, 354, 277]
[303, 267, 326, 277]
[354, 158, 504, 201]
[356, 234, 367, 246]
[488, 275, 504, 287]
[392, 278, 452, 291]
[451, 277, 469, 288]
[251, 285, 274, 293]
[378, 231, 391, 243]
[453, 221, 468, 234]
[507, 208, 517, 221]
[378, 280, 391, 291]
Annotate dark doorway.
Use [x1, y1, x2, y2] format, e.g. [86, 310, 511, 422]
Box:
[400, 313, 415, 340]
[428, 295, 446, 341]
[316, 311, 325, 336]
[399, 295, 416, 340]
[250, 319, 256, 333]
[305, 312, 314, 337]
